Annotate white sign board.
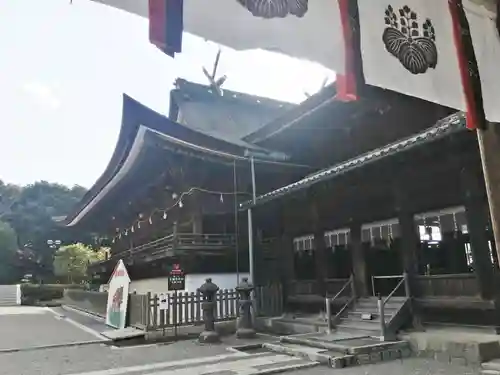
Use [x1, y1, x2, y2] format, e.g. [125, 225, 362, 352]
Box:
[105, 260, 130, 329]
[159, 293, 168, 310]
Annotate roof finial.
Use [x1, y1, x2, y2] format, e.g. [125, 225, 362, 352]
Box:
[202, 48, 227, 96]
[304, 76, 329, 98]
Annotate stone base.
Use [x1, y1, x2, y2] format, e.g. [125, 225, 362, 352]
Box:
[199, 330, 220, 344]
[236, 327, 256, 339]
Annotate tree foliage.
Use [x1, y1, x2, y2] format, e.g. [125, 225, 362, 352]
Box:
[53, 243, 108, 283]
[0, 221, 18, 283]
[0, 180, 88, 282]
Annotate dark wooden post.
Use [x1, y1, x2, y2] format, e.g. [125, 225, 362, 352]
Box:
[280, 204, 296, 305]
[460, 162, 495, 300]
[311, 201, 328, 297]
[349, 222, 368, 297]
[393, 186, 420, 277]
[393, 183, 423, 330]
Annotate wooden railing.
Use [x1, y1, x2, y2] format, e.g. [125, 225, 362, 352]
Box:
[92, 233, 236, 265]
[329, 276, 356, 332]
[413, 273, 480, 298]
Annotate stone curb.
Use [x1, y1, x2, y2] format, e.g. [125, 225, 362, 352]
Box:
[251, 361, 320, 375]
[61, 305, 105, 321]
[0, 339, 111, 354]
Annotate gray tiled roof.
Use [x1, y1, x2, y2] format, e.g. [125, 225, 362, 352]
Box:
[170, 79, 295, 144]
[240, 112, 467, 209]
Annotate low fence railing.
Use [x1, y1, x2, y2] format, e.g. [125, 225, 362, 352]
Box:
[64, 283, 283, 332]
[413, 273, 480, 298]
[146, 284, 283, 331]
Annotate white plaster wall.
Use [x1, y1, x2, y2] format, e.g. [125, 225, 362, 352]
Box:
[127, 273, 249, 295]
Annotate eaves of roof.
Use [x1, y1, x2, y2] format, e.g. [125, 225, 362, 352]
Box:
[242, 84, 338, 144]
[63, 94, 279, 227]
[239, 112, 467, 210]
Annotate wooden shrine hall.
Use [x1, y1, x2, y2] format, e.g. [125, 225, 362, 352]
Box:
[62, 78, 303, 285]
[240, 85, 500, 330]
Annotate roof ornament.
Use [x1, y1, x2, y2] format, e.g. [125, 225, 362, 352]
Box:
[202, 49, 227, 96]
[304, 76, 329, 98]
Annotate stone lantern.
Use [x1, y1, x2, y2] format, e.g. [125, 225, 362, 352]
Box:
[198, 278, 220, 343]
[235, 277, 256, 338]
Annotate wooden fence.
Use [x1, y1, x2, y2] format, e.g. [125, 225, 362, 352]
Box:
[145, 284, 283, 331]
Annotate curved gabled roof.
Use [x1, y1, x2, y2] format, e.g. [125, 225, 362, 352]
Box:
[63, 94, 279, 227]
[169, 79, 295, 143]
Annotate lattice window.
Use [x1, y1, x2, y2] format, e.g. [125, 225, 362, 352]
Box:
[293, 235, 315, 252]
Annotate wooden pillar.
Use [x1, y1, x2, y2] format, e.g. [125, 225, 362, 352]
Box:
[280, 204, 296, 305]
[393, 187, 420, 276]
[461, 162, 495, 300]
[349, 222, 369, 296]
[310, 201, 328, 297]
[477, 125, 500, 269]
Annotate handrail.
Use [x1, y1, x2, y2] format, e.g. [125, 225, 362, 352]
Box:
[382, 277, 406, 306]
[329, 276, 353, 301]
[326, 275, 354, 333]
[377, 272, 410, 341]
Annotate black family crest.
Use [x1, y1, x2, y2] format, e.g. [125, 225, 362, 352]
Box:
[382, 5, 438, 74]
[236, 0, 308, 19]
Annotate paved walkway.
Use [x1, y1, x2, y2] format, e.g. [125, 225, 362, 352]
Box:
[0, 306, 107, 352]
[0, 307, 481, 375]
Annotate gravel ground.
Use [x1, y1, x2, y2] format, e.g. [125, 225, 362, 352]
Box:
[0, 340, 234, 375]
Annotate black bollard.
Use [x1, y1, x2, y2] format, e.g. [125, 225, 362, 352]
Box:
[235, 277, 256, 339]
[198, 278, 220, 343]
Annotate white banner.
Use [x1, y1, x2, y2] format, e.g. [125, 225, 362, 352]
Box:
[91, 0, 347, 74]
[463, 1, 500, 122]
[358, 0, 466, 111]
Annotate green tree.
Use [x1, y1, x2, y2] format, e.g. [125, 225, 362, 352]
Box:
[0, 180, 88, 281]
[53, 243, 106, 283]
[0, 221, 19, 283]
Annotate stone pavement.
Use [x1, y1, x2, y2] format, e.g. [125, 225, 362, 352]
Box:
[0, 306, 482, 375]
[0, 306, 106, 352]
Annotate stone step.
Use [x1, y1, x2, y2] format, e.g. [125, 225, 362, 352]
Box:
[347, 311, 392, 322]
[337, 319, 383, 332]
[482, 360, 500, 372]
[263, 342, 334, 365]
[280, 335, 350, 354]
[355, 300, 405, 308]
[264, 339, 412, 369]
[358, 297, 407, 302]
[481, 370, 500, 375]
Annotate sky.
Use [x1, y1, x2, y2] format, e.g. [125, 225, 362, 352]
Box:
[0, 0, 334, 189]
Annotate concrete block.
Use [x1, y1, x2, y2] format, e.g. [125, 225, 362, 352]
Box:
[343, 355, 356, 367]
[381, 350, 392, 361]
[330, 357, 345, 369]
[370, 352, 382, 363]
[357, 354, 371, 365]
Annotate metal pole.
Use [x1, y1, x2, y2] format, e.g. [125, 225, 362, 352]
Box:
[250, 156, 257, 204]
[248, 156, 256, 284]
[377, 294, 386, 342]
[247, 209, 254, 284]
[325, 297, 332, 334]
[233, 160, 240, 285]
